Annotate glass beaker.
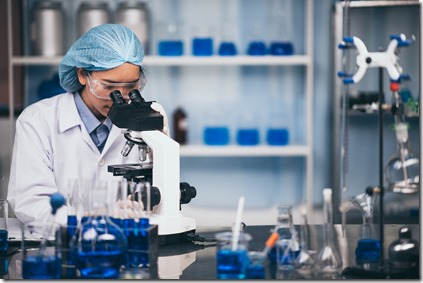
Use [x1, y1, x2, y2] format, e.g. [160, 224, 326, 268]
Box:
[246, 251, 266, 279]
[157, 22, 184, 56]
[236, 112, 260, 146]
[314, 189, 342, 275]
[70, 180, 127, 279]
[266, 101, 290, 146]
[0, 200, 8, 253]
[215, 231, 251, 279]
[192, 25, 214, 56]
[350, 191, 380, 265]
[21, 222, 62, 279]
[203, 109, 230, 146]
[268, 1, 294, 55]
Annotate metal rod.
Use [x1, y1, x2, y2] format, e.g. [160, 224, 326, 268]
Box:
[378, 67, 385, 269]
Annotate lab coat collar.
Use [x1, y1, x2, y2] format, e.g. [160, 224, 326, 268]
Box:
[57, 93, 123, 157]
[58, 93, 84, 133]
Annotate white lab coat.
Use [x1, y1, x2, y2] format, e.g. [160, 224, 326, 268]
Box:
[7, 93, 140, 225]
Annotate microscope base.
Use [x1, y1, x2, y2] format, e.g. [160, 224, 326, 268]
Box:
[158, 229, 196, 246]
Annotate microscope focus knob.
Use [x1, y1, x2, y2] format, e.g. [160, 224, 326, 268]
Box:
[180, 182, 197, 205]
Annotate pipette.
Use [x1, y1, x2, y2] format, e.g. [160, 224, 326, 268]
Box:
[253, 229, 280, 266]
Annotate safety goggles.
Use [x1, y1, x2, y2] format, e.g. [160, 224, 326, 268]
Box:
[86, 73, 147, 101]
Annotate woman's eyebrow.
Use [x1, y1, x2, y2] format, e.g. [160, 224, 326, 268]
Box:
[102, 78, 139, 83]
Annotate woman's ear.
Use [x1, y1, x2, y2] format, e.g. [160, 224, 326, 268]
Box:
[76, 68, 87, 86]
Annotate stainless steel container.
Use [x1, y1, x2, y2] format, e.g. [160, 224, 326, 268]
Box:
[31, 1, 64, 56]
[116, 1, 149, 54]
[77, 2, 110, 37]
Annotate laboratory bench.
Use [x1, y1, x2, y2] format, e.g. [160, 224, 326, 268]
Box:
[0, 224, 419, 280]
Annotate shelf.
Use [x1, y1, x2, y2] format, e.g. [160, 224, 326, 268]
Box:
[11, 55, 311, 66]
[179, 145, 310, 157]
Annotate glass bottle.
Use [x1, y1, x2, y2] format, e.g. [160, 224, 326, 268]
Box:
[274, 205, 300, 270]
[388, 227, 419, 279]
[314, 188, 342, 277]
[352, 191, 380, 265]
[70, 180, 127, 279]
[173, 107, 188, 145]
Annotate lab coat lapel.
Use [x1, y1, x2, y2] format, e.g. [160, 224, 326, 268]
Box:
[101, 125, 122, 156]
[58, 93, 100, 154]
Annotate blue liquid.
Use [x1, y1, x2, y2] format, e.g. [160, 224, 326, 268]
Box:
[75, 250, 124, 279]
[122, 218, 150, 268]
[355, 239, 380, 264]
[217, 249, 248, 279]
[237, 129, 259, 145]
[67, 215, 77, 239]
[22, 256, 61, 279]
[270, 42, 294, 55]
[193, 38, 213, 56]
[127, 233, 149, 268]
[266, 128, 289, 145]
[218, 42, 237, 56]
[204, 127, 230, 145]
[0, 230, 8, 252]
[138, 218, 150, 229]
[158, 40, 183, 56]
[267, 244, 299, 266]
[246, 264, 265, 279]
[247, 41, 267, 56]
[0, 257, 8, 276]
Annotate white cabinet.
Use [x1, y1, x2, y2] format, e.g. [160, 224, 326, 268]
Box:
[7, 0, 314, 224]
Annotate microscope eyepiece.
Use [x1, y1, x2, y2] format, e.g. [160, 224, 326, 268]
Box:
[110, 90, 126, 105]
[129, 89, 145, 106]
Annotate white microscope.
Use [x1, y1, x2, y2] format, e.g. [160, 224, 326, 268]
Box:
[107, 89, 197, 245]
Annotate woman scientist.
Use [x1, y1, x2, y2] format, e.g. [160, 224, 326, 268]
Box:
[7, 24, 169, 225]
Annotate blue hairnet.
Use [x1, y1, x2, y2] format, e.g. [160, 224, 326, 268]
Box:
[59, 24, 144, 93]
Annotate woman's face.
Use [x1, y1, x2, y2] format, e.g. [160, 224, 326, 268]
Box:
[77, 63, 141, 121]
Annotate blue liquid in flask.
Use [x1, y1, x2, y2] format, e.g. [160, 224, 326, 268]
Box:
[158, 40, 183, 56]
[192, 38, 213, 56]
[266, 129, 289, 145]
[246, 263, 265, 279]
[237, 129, 259, 146]
[355, 239, 380, 264]
[0, 230, 8, 252]
[218, 42, 237, 56]
[217, 249, 248, 279]
[204, 127, 229, 145]
[270, 42, 294, 56]
[22, 256, 61, 279]
[76, 249, 124, 279]
[247, 41, 267, 56]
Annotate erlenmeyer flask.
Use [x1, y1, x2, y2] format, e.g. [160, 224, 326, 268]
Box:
[315, 189, 342, 276]
[70, 180, 127, 279]
[351, 190, 380, 265]
[275, 205, 300, 270]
